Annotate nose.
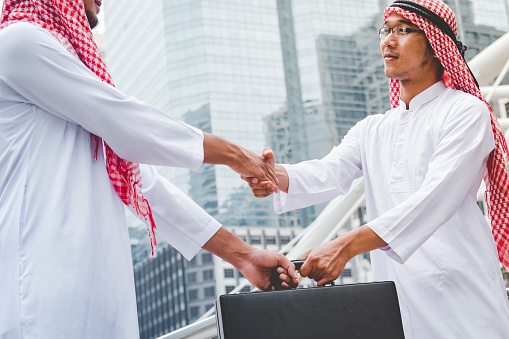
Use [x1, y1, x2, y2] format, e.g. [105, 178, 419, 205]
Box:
[380, 31, 397, 49]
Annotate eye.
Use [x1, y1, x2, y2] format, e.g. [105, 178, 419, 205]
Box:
[397, 26, 408, 36]
[380, 27, 390, 35]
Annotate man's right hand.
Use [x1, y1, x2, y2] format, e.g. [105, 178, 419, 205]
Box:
[202, 133, 279, 187]
[241, 148, 281, 197]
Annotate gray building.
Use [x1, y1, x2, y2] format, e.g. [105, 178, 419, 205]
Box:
[134, 244, 188, 339]
[105, 0, 288, 230]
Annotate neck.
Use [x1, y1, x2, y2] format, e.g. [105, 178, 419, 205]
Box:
[399, 76, 440, 109]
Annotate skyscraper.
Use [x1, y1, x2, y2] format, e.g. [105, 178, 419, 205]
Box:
[105, 0, 288, 230]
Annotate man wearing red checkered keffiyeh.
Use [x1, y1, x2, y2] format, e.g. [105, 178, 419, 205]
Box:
[247, 0, 509, 337]
[0, 0, 298, 337]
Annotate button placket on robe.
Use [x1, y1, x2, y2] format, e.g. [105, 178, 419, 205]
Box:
[390, 109, 411, 192]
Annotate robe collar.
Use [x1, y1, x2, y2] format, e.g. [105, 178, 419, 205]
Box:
[398, 80, 446, 111]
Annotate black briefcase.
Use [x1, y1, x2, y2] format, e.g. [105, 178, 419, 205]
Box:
[214, 281, 405, 339]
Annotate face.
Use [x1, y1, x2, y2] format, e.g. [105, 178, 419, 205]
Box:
[380, 13, 441, 85]
[83, 0, 101, 29]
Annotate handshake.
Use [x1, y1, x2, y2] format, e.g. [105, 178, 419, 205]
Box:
[204, 135, 373, 289]
[237, 147, 287, 198]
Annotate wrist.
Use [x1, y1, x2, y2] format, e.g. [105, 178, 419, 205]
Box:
[203, 133, 240, 166]
[203, 227, 254, 268]
[275, 164, 289, 192]
[339, 225, 387, 259]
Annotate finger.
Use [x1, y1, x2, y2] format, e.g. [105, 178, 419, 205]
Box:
[263, 163, 279, 186]
[297, 251, 311, 276]
[276, 273, 298, 289]
[317, 277, 335, 287]
[260, 280, 272, 291]
[251, 185, 272, 192]
[253, 191, 273, 198]
[306, 266, 316, 280]
[240, 175, 261, 185]
[281, 278, 299, 289]
[262, 147, 274, 158]
[263, 150, 275, 167]
[280, 256, 298, 280]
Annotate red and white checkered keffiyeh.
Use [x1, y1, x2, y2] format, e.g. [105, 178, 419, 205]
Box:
[385, 0, 509, 270]
[0, 0, 158, 255]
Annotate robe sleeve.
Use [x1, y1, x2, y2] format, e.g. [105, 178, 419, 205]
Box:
[367, 97, 494, 263]
[273, 118, 364, 213]
[0, 23, 203, 169]
[139, 164, 221, 260]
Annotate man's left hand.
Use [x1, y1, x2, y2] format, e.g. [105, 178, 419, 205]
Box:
[238, 249, 299, 290]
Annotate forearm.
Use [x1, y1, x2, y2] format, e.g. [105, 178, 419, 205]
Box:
[340, 225, 388, 259]
[202, 132, 239, 167]
[202, 227, 254, 269]
[203, 133, 279, 185]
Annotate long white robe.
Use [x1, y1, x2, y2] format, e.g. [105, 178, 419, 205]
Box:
[274, 81, 509, 338]
[0, 23, 221, 338]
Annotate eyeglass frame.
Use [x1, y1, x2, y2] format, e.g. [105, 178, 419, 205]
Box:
[379, 26, 425, 39]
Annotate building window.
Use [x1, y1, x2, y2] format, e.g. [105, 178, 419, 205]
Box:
[280, 236, 291, 244]
[203, 269, 214, 281]
[342, 269, 352, 278]
[241, 285, 251, 293]
[250, 236, 262, 245]
[188, 257, 198, 266]
[187, 272, 197, 284]
[224, 268, 234, 278]
[225, 285, 235, 294]
[189, 289, 198, 301]
[266, 236, 276, 245]
[202, 252, 213, 263]
[190, 306, 200, 318]
[204, 286, 215, 298]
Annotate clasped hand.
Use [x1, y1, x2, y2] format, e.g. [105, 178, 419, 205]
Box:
[241, 147, 281, 197]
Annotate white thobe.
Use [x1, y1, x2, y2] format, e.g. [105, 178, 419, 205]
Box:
[274, 81, 509, 338]
[0, 23, 221, 338]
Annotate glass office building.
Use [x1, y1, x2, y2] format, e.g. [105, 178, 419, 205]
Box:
[105, 0, 287, 229]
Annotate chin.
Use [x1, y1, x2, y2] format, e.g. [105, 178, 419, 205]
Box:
[85, 11, 99, 29]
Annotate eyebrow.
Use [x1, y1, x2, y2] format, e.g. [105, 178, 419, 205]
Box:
[383, 19, 416, 26]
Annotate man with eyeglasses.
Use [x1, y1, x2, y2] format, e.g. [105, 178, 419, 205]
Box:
[245, 0, 509, 337]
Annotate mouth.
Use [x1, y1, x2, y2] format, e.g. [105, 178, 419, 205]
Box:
[383, 53, 398, 61]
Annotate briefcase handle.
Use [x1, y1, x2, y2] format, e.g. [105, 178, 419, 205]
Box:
[292, 259, 305, 270]
[270, 259, 334, 290]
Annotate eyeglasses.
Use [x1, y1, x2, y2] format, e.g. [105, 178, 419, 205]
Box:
[379, 26, 424, 39]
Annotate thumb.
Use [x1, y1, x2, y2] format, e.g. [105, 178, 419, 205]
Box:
[262, 147, 274, 158]
[280, 256, 298, 280]
[262, 147, 275, 167]
[297, 250, 311, 277]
